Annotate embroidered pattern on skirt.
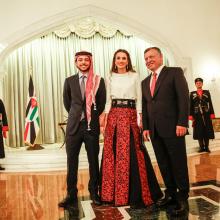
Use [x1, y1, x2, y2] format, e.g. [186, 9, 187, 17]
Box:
[101, 107, 153, 206]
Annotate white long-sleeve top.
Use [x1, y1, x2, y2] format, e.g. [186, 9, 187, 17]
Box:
[104, 71, 142, 113]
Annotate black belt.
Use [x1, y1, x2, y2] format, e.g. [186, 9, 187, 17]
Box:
[112, 99, 136, 109]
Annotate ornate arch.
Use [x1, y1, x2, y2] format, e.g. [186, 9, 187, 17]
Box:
[0, 5, 184, 66]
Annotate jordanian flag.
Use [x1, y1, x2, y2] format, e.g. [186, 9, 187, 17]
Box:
[24, 76, 40, 146]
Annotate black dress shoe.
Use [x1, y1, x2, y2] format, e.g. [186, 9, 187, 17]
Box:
[90, 194, 101, 206]
[130, 202, 146, 209]
[198, 148, 205, 153]
[169, 200, 189, 216]
[204, 147, 211, 153]
[156, 196, 176, 208]
[58, 195, 77, 208]
[0, 166, 5, 170]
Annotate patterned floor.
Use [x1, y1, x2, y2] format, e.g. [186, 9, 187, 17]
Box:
[1, 149, 220, 219]
[59, 183, 220, 220]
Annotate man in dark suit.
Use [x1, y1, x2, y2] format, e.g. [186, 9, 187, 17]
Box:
[189, 78, 215, 153]
[141, 47, 190, 216]
[58, 51, 106, 208]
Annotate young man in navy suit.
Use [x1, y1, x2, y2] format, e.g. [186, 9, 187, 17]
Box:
[59, 51, 106, 208]
[142, 47, 189, 216]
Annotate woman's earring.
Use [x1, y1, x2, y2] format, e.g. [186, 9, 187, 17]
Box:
[126, 65, 128, 70]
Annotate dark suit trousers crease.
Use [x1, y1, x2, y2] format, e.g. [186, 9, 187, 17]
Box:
[65, 120, 100, 197]
[151, 132, 189, 201]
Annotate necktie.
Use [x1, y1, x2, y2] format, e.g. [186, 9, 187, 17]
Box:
[150, 72, 157, 96]
[80, 75, 86, 100]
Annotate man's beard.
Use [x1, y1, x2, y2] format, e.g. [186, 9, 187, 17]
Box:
[78, 66, 90, 72]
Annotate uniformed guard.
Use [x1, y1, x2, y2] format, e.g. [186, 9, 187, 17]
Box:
[189, 78, 215, 152]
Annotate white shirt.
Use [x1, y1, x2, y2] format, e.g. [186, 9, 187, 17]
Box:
[105, 71, 142, 113]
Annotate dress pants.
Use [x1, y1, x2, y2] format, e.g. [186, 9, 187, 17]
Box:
[151, 131, 189, 201]
[198, 138, 209, 150]
[65, 120, 100, 198]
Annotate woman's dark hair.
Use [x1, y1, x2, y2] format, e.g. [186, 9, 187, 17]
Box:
[111, 49, 135, 73]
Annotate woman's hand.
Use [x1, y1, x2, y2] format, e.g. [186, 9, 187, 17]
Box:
[100, 113, 108, 134]
[143, 130, 150, 142]
[138, 113, 143, 129]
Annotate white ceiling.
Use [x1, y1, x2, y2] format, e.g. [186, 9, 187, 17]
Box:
[1, 0, 220, 75]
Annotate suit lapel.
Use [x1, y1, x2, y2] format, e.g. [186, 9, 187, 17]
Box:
[145, 76, 151, 99]
[73, 74, 83, 102]
[153, 66, 168, 98]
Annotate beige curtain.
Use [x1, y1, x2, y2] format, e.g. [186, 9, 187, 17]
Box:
[3, 31, 170, 147]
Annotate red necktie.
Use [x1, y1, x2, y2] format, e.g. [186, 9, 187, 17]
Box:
[150, 72, 157, 96]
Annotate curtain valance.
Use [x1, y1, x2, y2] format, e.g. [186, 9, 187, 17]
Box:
[53, 17, 132, 38]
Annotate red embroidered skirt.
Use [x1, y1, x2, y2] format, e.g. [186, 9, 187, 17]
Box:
[101, 107, 154, 206]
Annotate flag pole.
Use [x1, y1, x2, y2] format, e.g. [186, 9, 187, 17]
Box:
[25, 66, 44, 150]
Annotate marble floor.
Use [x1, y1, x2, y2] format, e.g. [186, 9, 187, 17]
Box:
[1, 149, 220, 219]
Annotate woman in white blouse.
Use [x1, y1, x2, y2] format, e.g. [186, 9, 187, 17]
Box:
[100, 49, 162, 208]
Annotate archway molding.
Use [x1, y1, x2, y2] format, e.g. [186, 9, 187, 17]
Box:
[0, 5, 185, 66]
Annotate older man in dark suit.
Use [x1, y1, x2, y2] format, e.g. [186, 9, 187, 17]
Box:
[58, 51, 106, 208]
[141, 47, 189, 216]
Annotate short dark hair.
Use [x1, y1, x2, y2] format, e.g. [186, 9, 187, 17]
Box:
[144, 47, 162, 55]
[195, 78, 203, 83]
